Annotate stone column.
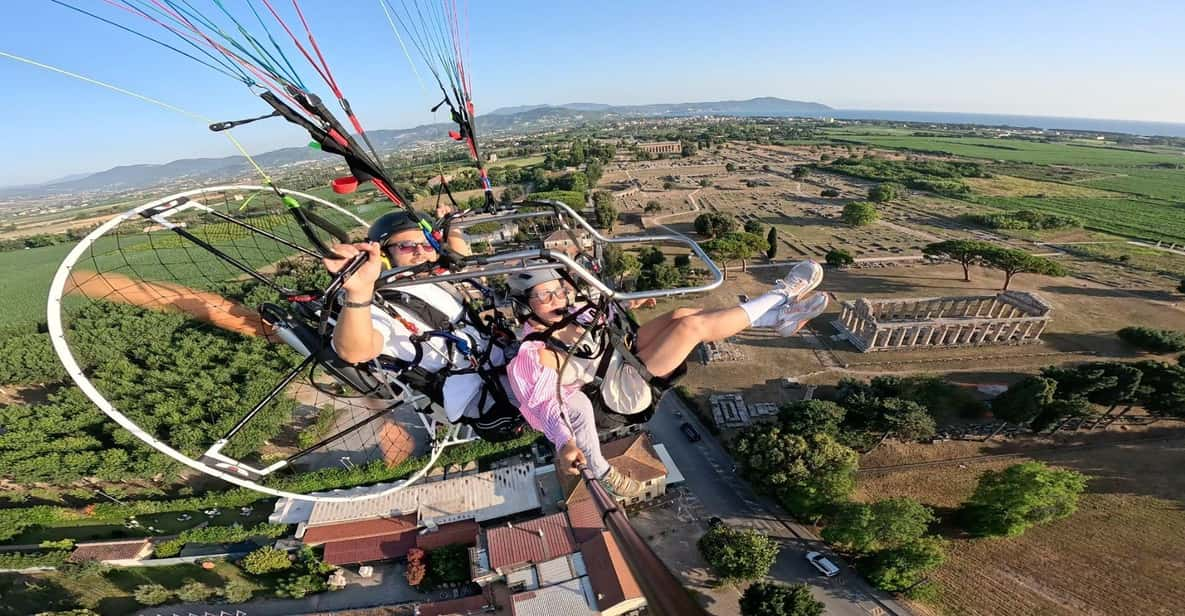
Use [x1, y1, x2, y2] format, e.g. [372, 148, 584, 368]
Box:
[1031, 320, 1048, 340]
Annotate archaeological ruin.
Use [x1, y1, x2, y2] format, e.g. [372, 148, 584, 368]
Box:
[834, 291, 1053, 352]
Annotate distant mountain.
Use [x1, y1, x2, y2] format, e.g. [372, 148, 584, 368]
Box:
[486, 97, 832, 117]
[2, 96, 832, 199]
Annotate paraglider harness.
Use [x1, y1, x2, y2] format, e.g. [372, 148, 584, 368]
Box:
[517, 272, 686, 425]
[265, 269, 526, 444]
[369, 280, 525, 443]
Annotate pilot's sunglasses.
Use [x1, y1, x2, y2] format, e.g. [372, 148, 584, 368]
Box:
[389, 240, 434, 254]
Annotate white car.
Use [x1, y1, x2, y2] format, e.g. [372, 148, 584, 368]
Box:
[805, 551, 840, 577]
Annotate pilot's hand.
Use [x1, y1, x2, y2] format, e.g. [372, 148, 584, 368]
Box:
[323, 242, 382, 299]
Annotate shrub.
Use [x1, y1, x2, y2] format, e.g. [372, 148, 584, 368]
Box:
[175, 580, 216, 602]
[1117, 326, 1185, 353]
[134, 584, 173, 606]
[821, 188, 840, 198]
[424, 544, 470, 588]
[842, 201, 878, 226]
[962, 462, 1087, 537]
[0, 550, 71, 569]
[221, 579, 255, 603]
[240, 546, 292, 575]
[825, 249, 854, 267]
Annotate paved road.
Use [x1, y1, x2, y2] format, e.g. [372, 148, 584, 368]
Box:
[650, 393, 913, 616]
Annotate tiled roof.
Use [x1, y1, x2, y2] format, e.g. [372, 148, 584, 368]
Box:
[301, 514, 417, 545]
[564, 497, 605, 545]
[563, 433, 667, 503]
[581, 530, 643, 611]
[416, 519, 479, 551]
[418, 584, 512, 616]
[317, 519, 478, 566]
[510, 577, 597, 616]
[486, 512, 578, 571]
[68, 538, 151, 563]
[322, 531, 417, 566]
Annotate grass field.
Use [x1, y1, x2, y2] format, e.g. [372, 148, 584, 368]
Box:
[973, 194, 1185, 244]
[856, 437, 1185, 616]
[831, 135, 1185, 166]
[1, 561, 267, 615]
[0, 242, 75, 329]
[1080, 167, 1185, 201]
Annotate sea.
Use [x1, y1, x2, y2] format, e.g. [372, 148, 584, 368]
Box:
[817, 109, 1185, 139]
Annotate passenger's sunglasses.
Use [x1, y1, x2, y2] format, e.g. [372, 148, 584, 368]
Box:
[529, 287, 569, 303]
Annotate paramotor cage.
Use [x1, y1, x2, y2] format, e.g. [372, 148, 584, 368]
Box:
[47, 186, 474, 503]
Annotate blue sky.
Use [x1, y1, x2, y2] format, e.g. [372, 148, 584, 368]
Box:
[2, 0, 1183, 186]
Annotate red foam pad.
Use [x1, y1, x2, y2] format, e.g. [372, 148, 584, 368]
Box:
[332, 176, 359, 194]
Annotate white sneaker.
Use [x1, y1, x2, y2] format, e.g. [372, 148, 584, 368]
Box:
[775, 292, 830, 337]
[774, 260, 824, 302]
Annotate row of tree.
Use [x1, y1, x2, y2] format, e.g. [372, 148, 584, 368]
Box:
[923, 239, 1066, 290]
[992, 359, 1185, 434]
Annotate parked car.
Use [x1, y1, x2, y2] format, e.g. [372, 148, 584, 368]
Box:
[679, 422, 701, 442]
[805, 551, 840, 577]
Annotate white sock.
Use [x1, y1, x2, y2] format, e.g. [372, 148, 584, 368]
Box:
[739, 291, 788, 326]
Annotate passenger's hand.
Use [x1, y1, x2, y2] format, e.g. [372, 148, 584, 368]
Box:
[322, 242, 382, 299]
[630, 297, 658, 310]
[558, 440, 587, 476]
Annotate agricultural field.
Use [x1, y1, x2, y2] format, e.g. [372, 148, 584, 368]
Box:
[1079, 166, 1185, 201]
[855, 435, 1185, 616]
[0, 242, 75, 329]
[829, 134, 1185, 166]
[973, 194, 1185, 245]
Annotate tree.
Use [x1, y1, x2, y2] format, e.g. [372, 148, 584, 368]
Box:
[681, 140, 698, 157]
[991, 375, 1057, 428]
[851, 397, 936, 451]
[176, 580, 215, 602]
[1117, 327, 1185, 353]
[779, 400, 846, 437]
[592, 191, 618, 229]
[730, 429, 858, 517]
[823, 498, 935, 554]
[791, 166, 810, 180]
[744, 219, 765, 235]
[922, 240, 997, 282]
[635, 263, 685, 291]
[962, 461, 1087, 537]
[240, 546, 292, 575]
[842, 201, 879, 226]
[740, 582, 824, 616]
[697, 524, 780, 584]
[869, 182, 903, 203]
[766, 227, 778, 260]
[602, 246, 642, 287]
[725, 162, 737, 172]
[826, 249, 854, 268]
[821, 188, 840, 198]
[639, 246, 666, 267]
[1030, 397, 1093, 433]
[674, 253, 692, 269]
[865, 537, 947, 592]
[644, 200, 663, 213]
[405, 548, 427, 587]
[499, 184, 524, 205]
[1130, 360, 1185, 420]
[704, 232, 769, 275]
[694, 212, 736, 238]
[980, 247, 1066, 290]
[134, 584, 173, 606]
[585, 159, 603, 187]
[424, 545, 470, 587]
[222, 580, 255, 603]
[699, 178, 714, 188]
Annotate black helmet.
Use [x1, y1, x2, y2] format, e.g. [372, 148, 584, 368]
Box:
[367, 211, 420, 244]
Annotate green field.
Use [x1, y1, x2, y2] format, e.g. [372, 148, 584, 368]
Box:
[831, 135, 1185, 166]
[975, 195, 1185, 244]
[1080, 167, 1185, 200]
[0, 243, 74, 329]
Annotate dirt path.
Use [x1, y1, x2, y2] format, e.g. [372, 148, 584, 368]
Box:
[66, 271, 272, 338]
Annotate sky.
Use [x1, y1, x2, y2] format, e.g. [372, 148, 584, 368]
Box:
[1, 0, 1184, 186]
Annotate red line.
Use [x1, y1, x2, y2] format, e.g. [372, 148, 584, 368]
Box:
[257, 0, 333, 91]
[289, 0, 341, 98]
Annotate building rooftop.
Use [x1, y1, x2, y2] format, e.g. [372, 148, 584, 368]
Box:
[486, 512, 578, 572]
[273, 462, 540, 528]
[510, 576, 597, 616]
[562, 433, 667, 503]
[301, 514, 417, 545]
[581, 531, 643, 611]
